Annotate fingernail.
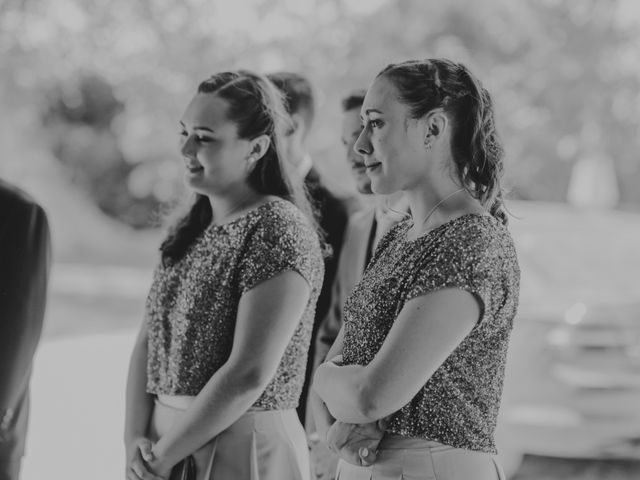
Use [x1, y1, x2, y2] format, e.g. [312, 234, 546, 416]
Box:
[360, 447, 369, 457]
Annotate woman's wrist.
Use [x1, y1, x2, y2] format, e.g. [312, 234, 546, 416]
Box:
[147, 455, 172, 478]
[151, 440, 178, 474]
[124, 430, 146, 446]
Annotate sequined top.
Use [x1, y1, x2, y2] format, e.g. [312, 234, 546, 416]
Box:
[342, 214, 520, 453]
[145, 199, 324, 410]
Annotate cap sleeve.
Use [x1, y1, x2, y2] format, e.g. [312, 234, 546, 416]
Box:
[406, 218, 500, 325]
[238, 206, 321, 295]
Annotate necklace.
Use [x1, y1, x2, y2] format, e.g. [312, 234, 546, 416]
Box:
[211, 193, 265, 226]
[415, 188, 466, 231]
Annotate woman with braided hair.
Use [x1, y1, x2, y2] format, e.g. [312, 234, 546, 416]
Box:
[124, 70, 324, 480]
[311, 58, 520, 479]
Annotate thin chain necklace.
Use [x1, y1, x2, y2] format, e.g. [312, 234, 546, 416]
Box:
[211, 193, 265, 226]
[414, 187, 466, 233]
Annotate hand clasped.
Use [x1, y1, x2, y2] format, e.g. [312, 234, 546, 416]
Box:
[326, 419, 387, 467]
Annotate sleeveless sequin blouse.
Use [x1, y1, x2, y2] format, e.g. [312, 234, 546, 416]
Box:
[342, 214, 520, 453]
[145, 199, 324, 410]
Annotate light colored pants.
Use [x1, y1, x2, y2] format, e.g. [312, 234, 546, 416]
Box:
[150, 397, 310, 480]
[335, 435, 505, 480]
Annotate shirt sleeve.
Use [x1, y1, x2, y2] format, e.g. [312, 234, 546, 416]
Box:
[406, 220, 500, 325]
[238, 210, 322, 295]
[0, 201, 51, 413]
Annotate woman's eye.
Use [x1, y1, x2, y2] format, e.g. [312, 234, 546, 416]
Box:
[178, 131, 213, 143]
[370, 119, 383, 129]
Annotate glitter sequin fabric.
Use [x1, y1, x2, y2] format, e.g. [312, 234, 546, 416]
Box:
[146, 199, 324, 410]
[342, 214, 520, 453]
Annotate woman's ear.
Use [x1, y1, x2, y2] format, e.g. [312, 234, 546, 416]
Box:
[248, 134, 271, 161]
[423, 109, 448, 147]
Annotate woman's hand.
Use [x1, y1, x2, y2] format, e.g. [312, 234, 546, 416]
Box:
[328, 354, 343, 366]
[325, 420, 387, 467]
[125, 437, 166, 480]
[147, 449, 173, 479]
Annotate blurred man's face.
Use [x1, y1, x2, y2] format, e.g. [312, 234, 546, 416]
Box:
[280, 112, 305, 169]
[341, 107, 372, 194]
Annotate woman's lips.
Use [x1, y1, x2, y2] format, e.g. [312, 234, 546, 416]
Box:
[365, 162, 382, 172]
[186, 164, 204, 174]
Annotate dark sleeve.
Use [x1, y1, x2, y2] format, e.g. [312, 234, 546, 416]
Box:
[238, 212, 321, 295]
[0, 201, 51, 412]
[406, 223, 498, 326]
[314, 190, 349, 323]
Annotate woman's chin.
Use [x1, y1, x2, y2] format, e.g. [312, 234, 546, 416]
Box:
[183, 176, 209, 196]
[370, 180, 396, 196]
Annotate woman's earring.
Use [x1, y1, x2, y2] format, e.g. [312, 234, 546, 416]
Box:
[246, 156, 257, 171]
[425, 133, 433, 150]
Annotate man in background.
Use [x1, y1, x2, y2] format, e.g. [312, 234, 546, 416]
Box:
[267, 72, 350, 427]
[307, 89, 408, 480]
[0, 179, 51, 480]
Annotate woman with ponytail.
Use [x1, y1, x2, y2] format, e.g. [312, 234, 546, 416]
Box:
[125, 70, 323, 480]
[311, 59, 520, 479]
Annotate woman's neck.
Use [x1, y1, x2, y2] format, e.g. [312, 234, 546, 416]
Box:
[404, 184, 482, 240]
[373, 191, 409, 218]
[207, 187, 273, 225]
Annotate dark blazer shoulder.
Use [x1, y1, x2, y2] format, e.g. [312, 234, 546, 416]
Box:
[304, 169, 349, 225]
[0, 179, 49, 242]
[0, 179, 42, 211]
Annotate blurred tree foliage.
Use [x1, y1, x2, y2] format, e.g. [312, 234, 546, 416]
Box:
[41, 73, 164, 228]
[1, 0, 639, 227]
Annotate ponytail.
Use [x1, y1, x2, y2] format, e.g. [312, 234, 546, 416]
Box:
[456, 65, 507, 224]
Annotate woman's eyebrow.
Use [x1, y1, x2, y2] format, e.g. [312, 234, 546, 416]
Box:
[179, 121, 214, 133]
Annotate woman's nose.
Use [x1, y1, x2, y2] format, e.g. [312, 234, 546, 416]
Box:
[180, 135, 196, 158]
[354, 127, 372, 156]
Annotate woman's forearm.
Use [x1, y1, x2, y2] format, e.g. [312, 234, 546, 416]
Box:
[151, 271, 314, 470]
[124, 334, 154, 443]
[151, 363, 267, 469]
[309, 387, 334, 442]
[314, 362, 377, 424]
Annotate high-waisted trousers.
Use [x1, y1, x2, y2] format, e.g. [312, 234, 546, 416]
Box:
[335, 435, 505, 480]
[150, 397, 310, 480]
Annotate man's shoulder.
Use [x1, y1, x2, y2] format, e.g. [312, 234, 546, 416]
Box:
[339, 207, 375, 255]
[0, 179, 43, 214]
[304, 170, 350, 218]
